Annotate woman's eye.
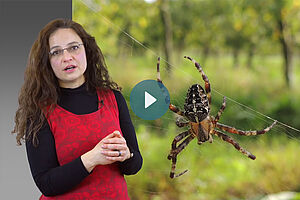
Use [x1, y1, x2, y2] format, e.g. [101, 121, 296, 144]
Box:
[71, 45, 79, 50]
[52, 50, 60, 55]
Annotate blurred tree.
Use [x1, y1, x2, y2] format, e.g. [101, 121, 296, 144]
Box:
[74, 0, 153, 56]
[73, 0, 300, 88]
[188, 0, 228, 65]
[170, 0, 192, 55]
[221, 0, 256, 68]
[241, 0, 267, 69]
[271, 0, 293, 87]
[170, 0, 230, 65]
[266, 0, 300, 88]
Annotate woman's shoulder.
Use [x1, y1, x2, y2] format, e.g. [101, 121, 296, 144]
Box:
[112, 89, 122, 96]
[112, 89, 125, 102]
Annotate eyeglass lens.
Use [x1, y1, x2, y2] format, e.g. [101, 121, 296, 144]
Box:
[50, 43, 82, 57]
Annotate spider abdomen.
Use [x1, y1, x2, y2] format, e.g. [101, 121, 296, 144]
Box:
[184, 84, 210, 123]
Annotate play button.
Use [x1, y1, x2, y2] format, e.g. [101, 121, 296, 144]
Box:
[130, 80, 170, 120]
[145, 91, 157, 109]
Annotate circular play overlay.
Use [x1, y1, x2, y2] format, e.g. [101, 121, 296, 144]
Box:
[130, 80, 170, 120]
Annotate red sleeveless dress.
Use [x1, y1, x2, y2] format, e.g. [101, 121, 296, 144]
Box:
[40, 89, 130, 200]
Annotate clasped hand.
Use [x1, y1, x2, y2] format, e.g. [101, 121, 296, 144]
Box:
[81, 130, 131, 172]
[100, 130, 131, 162]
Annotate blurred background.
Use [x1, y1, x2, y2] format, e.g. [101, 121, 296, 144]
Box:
[0, 1, 72, 199]
[72, 0, 300, 199]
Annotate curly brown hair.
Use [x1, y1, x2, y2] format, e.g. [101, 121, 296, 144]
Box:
[12, 18, 120, 146]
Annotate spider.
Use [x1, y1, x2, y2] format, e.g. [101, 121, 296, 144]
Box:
[156, 56, 277, 178]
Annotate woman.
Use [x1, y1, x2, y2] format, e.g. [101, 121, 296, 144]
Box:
[12, 18, 143, 199]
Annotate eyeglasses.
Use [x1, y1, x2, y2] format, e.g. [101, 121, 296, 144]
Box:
[49, 43, 84, 58]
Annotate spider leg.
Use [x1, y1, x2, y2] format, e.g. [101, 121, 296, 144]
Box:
[214, 96, 226, 123]
[157, 57, 162, 83]
[168, 130, 191, 160]
[216, 120, 277, 136]
[213, 130, 256, 160]
[176, 116, 189, 127]
[184, 56, 211, 104]
[169, 157, 188, 178]
[169, 133, 195, 178]
[156, 57, 186, 118]
[171, 134, 195, 158]
[169, 103, 185, 117]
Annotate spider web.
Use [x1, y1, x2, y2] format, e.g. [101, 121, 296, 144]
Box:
[74, 1, 300, 199]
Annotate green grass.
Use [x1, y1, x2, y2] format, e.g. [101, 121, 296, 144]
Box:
[126, 127, 300, 200]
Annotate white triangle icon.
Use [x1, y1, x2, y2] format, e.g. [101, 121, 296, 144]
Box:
[145, 91, 157, 109]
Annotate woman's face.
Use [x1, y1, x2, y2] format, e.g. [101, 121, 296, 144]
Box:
[48, 28, 87, 88]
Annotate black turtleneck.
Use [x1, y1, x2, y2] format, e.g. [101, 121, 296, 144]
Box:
[25, 83, 143, 196]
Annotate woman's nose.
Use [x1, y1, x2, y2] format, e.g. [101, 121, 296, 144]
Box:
[62, 49, 73, 61]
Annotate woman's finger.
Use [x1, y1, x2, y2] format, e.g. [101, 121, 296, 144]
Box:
[101, 143, 127, 150]
[102, 130, 121, 139]
[102, 132, 116, 140]
[112, 130, 121, 137]
[105, 151, 127, 161]
[101, 150, 122, 157]
[103, 137, 126, 144]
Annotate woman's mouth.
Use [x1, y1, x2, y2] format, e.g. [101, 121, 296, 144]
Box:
[64, 65, 77, 72]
